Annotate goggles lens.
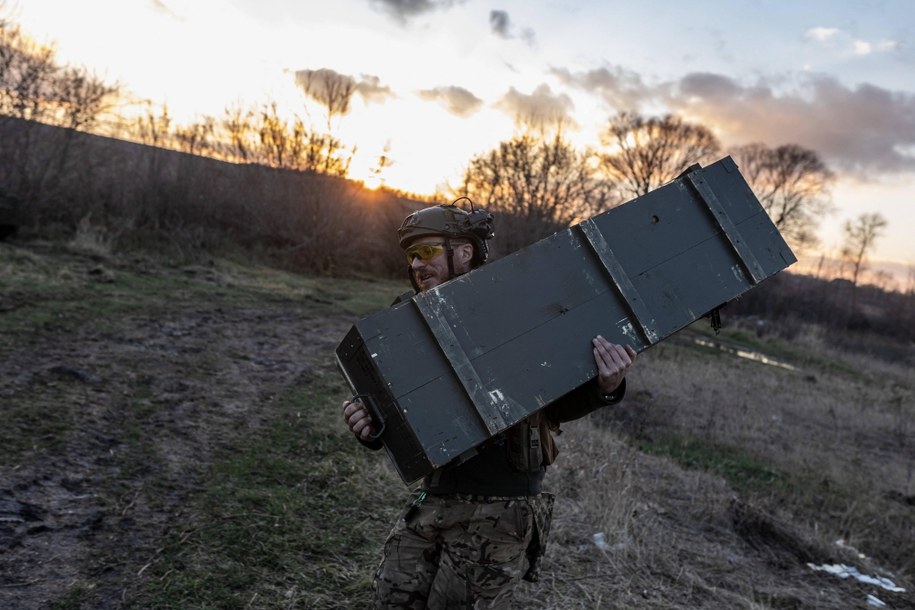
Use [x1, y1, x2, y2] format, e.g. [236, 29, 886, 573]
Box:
[405, 243, 445, 263]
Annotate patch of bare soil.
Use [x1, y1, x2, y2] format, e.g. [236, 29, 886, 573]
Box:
[0, 247, 352, 609]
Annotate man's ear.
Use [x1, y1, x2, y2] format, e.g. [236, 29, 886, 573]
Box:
[456, 242, 474, 266]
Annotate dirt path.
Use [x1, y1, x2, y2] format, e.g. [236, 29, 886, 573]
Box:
[0, 245, 353, 609]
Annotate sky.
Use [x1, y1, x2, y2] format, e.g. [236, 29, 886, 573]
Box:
[12, 0, 915, 283]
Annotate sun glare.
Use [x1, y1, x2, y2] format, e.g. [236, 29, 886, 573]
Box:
[339, 93, 514, 196]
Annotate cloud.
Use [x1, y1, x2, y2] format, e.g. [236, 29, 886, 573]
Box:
[494, 84, 575, 127]
[679, 72, 742, 99]
[417, 86, 483, 117]
[370, 0, 464, 23]
[356, 75, 395, 104]
[294, 69, 394, 109]
[556, 64, 915, 174]
[665, 73, 915, 175]
[804, 26, 901, 59]
[549, 65, 653, 113]
[805, 27, 840, 42]
[490, 10, 510, 38]
[487, 10, 536, 46]
[855, 40, 873, 55]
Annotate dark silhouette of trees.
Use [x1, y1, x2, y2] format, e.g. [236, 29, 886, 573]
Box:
[222, 102, 255, 162]
[842, 212, 888, 315]
[729, 143, 834, 253]
[598, 112, 721, 199]
[0, 9, 120, 227]
[0, 18, 55, 124]
[175, 115, 216, 156]
[134, 102, 172, 147]
[456, 128, 612, 254]
[257, 101, 300, 170]
[0, 12, 118, 130]
[295, 68, 358, 175]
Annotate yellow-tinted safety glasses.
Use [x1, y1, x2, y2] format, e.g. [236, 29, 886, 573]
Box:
[404, 242, 446, 263]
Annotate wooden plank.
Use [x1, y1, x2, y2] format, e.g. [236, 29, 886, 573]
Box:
[335, 157, 796, 484]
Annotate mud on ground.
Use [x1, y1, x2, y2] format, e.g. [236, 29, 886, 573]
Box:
[0, 242, 362, 609]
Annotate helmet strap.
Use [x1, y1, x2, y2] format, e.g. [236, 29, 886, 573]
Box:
[444, 238, 456, 280]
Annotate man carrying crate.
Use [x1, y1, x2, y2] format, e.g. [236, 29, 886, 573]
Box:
[343, 200, 636, 609]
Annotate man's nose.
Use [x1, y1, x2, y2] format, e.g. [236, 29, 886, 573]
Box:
[410, 255, 425, 269]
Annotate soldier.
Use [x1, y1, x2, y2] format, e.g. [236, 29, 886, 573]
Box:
[343, 200, 636, 609]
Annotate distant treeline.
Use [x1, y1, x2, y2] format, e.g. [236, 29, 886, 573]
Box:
[1, 115, 911, 354]
[727, 271, 914, 354]
[0, 116, 415, 276]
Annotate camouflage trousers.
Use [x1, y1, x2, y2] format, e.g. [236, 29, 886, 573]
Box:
[373, 492, 554, 610]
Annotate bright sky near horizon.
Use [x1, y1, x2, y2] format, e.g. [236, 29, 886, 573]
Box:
[13, 0, 915, 283]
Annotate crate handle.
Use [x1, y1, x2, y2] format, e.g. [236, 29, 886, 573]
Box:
[352, 393, 386, 441]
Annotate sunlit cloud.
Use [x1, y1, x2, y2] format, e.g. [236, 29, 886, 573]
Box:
[293, 68, 394, 114]
[549, 65, 653, 113]
[855, 40, 873, 55]
[356, 75, 395, 104]
[667, 73, 915, 175]
[417, 86, 483, 117]
[679, 72, 742, 99]
[494, 84, 575, 127]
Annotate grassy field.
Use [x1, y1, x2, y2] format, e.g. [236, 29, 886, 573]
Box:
[0, 240, 912, 609]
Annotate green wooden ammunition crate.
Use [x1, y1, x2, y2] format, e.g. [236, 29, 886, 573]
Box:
[336, 157, 796, 485]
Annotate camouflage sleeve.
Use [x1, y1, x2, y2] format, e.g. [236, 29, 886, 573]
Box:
[544, 378, 626, 424]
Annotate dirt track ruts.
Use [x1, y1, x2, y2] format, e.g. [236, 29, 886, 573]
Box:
[1, 258, 351, 609]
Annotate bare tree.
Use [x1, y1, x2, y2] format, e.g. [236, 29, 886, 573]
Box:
[135, 102, 172, 147]
[222, 102, 255, 162]
[0, 12, 121, 225]
[257, 101, 296, 169]
[174, 115, 216, 156]
[295, 69, 359, 176]
[731, 143, 834, 253]
[1, 14, 118, 131]
[0, 19, 56, 124]
[295, 68, 356, 132]
[598, 112, 721, 200]
[52, 66, 120, 131]
[842, 212, 888, 312]
[457, 128, 612, 254]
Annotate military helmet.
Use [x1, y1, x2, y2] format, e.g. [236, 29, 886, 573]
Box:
[397, 198, 495, 264]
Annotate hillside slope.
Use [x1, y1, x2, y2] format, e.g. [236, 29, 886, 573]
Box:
[1, 241, 911, 609]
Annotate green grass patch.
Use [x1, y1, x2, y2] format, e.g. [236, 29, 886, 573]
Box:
[133, 374, 398, 609]
[0, 244, 405, 339]
[639, 436, 787, 493]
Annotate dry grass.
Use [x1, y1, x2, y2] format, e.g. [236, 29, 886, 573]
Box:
[510, 322, 914, 608]
[3, 242, 911, 609]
